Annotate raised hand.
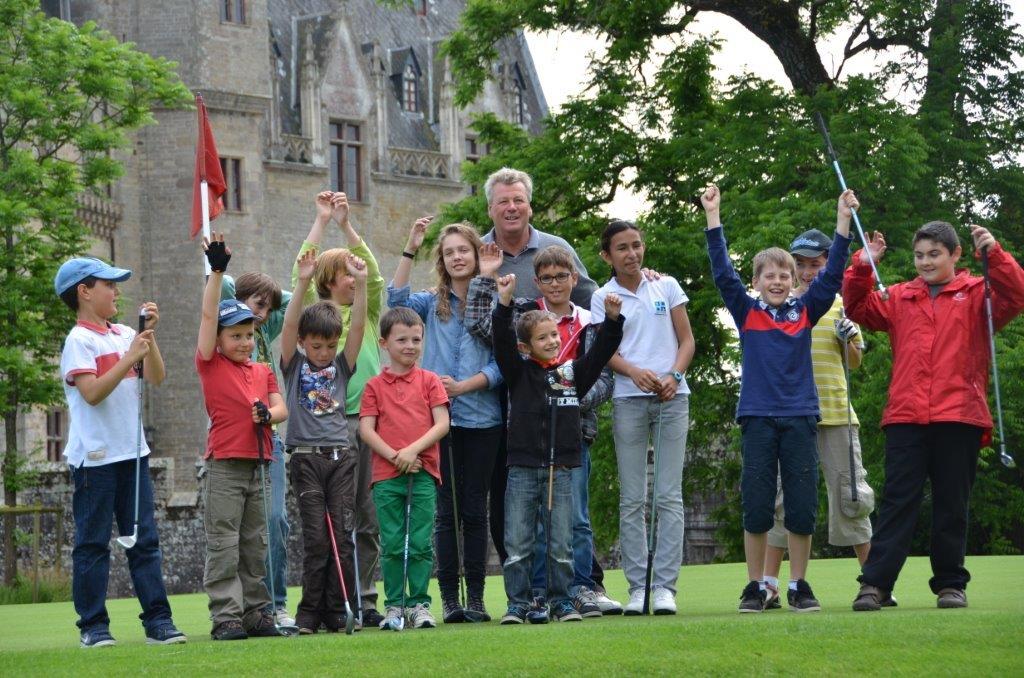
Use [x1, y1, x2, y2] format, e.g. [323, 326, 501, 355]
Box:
[700, 184, 721, 228]
[837, 189, 859, 220]
[407, 216, 432, 254]
[202, 232, 231, 273]
[496, 273, 516, 306]
[478, 243, 504, 279]
[863, 231, 887, 264]
[296, 248, 318, 282]
[330, 192, 350, 225]
[968, 224, 996, 253]
[346, 253, 368, 281]
[604, 292, 623, 320]
[315, 190, 334, 221]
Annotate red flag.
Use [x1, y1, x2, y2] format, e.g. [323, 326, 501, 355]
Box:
[191, 93, 226, 239]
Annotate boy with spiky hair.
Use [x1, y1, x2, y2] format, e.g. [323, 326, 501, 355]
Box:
[55, 256, 185, 648]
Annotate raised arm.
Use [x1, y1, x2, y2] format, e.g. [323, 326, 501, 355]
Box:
[342, 255, 368, 372]
[842, 231, 891, 331]
[280, 248, 317, 372]
[392, 216, 431, 290]
[969, 225, 1024, 330]
[198, 234, 231, 361]
[491, 274, 523, 385]
[574, 294, 625, 397]
[701, 184, 755, 326]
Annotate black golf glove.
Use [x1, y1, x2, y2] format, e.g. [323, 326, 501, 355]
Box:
[253, 400, 271, 425]
[205, 240, 231, 273]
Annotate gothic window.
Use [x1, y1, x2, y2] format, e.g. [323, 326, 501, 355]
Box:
[218, 157, 244, 211]
[403, 63, 418, 113]
[220, 0, 246, 24]
[330, 122, 363, 202]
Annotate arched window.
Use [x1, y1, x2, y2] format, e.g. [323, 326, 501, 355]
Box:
[513, 80, 524, 125]
[403, 63, 418, 113]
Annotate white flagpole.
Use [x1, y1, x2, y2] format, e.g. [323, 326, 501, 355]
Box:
[201, 178, 212, 276]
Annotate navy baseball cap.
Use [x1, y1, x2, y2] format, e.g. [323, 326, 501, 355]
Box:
[218, 300, 255, 326]
[54, 257, 132, 296]
[789, 229, 833, 257]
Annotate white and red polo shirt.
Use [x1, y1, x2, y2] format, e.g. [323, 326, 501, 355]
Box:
[60, 320, 148, 468]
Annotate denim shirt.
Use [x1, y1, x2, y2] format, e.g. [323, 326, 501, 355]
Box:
[387, 285, 502, 428]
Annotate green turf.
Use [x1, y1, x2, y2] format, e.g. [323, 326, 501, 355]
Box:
[3, 556, 1022, 675]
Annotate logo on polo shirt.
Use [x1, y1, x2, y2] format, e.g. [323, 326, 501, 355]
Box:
[787, 309, 800, 322]
[653, 300, 667, 315]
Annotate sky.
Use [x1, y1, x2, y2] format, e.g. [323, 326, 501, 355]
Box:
[523, 4, 1024, 216]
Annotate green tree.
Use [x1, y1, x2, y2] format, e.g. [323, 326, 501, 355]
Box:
[0, 0, 190, 583]
[441, 1, 1024, 556]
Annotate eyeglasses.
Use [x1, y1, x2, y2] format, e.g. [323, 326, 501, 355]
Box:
[537, 272, 572, 285]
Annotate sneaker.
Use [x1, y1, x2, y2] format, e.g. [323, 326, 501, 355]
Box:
[466, 594, 491, 622]
[937, 588, 968, 609]
[274, 608, 296, 627]
[442, 597, 466, 623]
[380, 606, 404, 631]
[145, 622, 187, 645]
[787, 579, 821, 612]
[652, 586, 677, 615]
[571, 587, 603, 618]
[550, 599, 582, 622]
[80, 627, 117, 648]
[852, 584, 883, 612]
[362, 608, 384, 628]
[500, 604, 528, 624]
[211, 620, 248, 641]
[247, 610, 284, 637]
[738, 581, 766, 613]
[764, 582, 782, 610]
[623, 588, 645, 615]
[407, 603, 437, 628]
[526, 596, 549, 624]
[593, 589, 623, 615]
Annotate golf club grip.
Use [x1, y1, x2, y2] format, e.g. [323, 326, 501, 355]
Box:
[136, 312, 147, 378]
[813, 112, 839, 164]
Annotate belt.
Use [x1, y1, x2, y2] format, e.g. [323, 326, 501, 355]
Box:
[287, 445, 350, 461]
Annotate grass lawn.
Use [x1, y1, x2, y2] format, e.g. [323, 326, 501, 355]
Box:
[3, 555, 1022, 676]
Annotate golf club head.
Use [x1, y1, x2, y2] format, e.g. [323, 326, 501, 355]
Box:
[388, 616, 405, 632]
[1001, 452, 1016, 469]
[344, 603, 355, 635]
[115, 530, 137, 549]
[277, 624, 299, 637]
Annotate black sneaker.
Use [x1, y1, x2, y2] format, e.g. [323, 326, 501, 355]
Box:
[465, 594, 491, 622]
[361, 608, 385, 628]
[526, 596, 549, 624]
[145, 622, 187, 645]
[247, 611, 284, 637]
[442, 597, 466, 623]
[211, 620, 248, 641]
[80, 627, 117, 648]
[879, 592, 898, 608]
[738, 581, 766, 613]
[551, 599, 582, 622]
[500, 604, 528, 625]
[787, 579, 821, 612]
[572, 587, 603, 618]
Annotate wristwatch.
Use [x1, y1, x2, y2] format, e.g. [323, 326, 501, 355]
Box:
[671, 370, 683, 383]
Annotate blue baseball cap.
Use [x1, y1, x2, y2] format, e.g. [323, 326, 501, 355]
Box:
[789, 229, 833, 257]
[218, 300, 255, 326]
[54, 257, 132, 296]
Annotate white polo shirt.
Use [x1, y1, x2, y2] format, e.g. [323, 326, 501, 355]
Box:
[61, 320, 149, 468]
[591, 276, 690, 398]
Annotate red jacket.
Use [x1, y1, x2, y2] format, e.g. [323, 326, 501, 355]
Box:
[842, 244, 1024, 431]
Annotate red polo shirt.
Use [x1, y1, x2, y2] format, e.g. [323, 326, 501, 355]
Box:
[360, 366, 448, 484]
[196, 349, 279, 460]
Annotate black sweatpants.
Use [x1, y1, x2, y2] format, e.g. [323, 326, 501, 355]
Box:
[859, 423, 982, 593]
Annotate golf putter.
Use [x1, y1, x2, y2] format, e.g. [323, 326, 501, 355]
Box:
[642, 402, 664, 615]
[350, 527, 363, 627]
[391, 474, 414, 631]
[813, 112, 888, 299]
[839, 308, 859, 502]
[446, 443, 483, 623]
[256, 419, 299, 636]
[325, 511, 356, 635]
[980, 247, 1016, 468]
[117, 309, 148, 550]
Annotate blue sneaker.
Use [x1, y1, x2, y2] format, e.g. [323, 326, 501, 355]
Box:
[551, 599, 582, 622]
[146, 622, 187, 645]
[80, 627, 117, 648]
[526, 596, 549, 624]
[499, 604, 528, 625]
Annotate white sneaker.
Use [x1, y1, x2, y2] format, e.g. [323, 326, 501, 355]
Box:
[623, 588, 645, 615]
[652, 587, 677, 615]
[407, 603, 436, 629]
[274, 608, 296, 627]
[593, 590, 623, 615]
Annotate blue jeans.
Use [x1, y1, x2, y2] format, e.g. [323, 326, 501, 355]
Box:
[263, 434, 289, 609]
[71, 456, 173, 632]
[503, 466, 573, 607]
[531, 442, 596, 596]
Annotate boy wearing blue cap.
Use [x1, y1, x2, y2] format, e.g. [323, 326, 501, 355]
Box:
[55, 256, 185, 647]
[198, 234, 289, 640]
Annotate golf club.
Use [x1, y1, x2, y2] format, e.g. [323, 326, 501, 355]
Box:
[350, 527, 363, 627]
[641, 402, 664, 615]
[530, 397, 559, 625]
[813, 112, 888, 298]
[256, 420, 299, 636]
[325, 511, 356, 635]
[444, 439, 484, 623]
[388, 473, 414, 631]
[839, 308, 859, 502]
[117, 309, 148, 550]
[981, 248, 1016, 469]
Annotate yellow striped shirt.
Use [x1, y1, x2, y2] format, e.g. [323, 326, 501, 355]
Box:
[812, 297, 863, 426]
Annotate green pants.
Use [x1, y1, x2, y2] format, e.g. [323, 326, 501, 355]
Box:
[373, 472, 436, 608]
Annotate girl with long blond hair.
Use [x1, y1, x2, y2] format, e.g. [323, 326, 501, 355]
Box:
[387, 218, 503, 625]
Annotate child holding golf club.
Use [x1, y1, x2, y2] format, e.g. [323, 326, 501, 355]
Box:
[591, 220, 696, 616]
[464, 244, 615, 619]
[280, 248, 368, 634]
[294, 191, 387, 627]
[760, 228, 876, 609]
[701, 185, 854, 613]
[845, 220, 1024, 611]
[56, 257, 185, 648]
[198, 234, 288, 640]
[359, 307, 451, 631]
[493, 273, 624, 624]
[388, 219, 504, 625]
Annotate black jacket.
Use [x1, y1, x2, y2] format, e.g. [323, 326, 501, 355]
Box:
[492, 302, 624, 468]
